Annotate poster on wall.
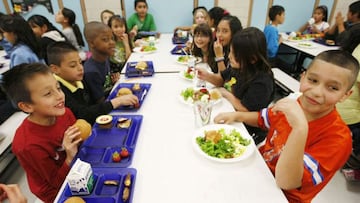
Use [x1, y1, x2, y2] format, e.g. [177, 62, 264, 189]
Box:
[11, 0, 54, 14]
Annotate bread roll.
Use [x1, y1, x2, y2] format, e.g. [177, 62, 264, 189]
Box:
[73, 119, 91, 140]
[117, 87, 133, 97]
[64, 197, 86, 203]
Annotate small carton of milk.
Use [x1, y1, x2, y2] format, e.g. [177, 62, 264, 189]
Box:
[66, 158, 94, 195]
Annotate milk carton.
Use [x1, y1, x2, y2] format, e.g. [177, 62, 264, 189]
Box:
[66, 159, 94, 195]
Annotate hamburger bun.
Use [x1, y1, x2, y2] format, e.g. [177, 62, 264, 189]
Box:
[64, 197, 86, 203]
[73, 119, 92, 140]
[117, 87, 133, 97]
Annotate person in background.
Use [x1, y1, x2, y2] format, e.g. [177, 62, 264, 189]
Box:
[0, 12, 12, 56]
[100, 9, 115, 25]
[47, 41, 138, 124]
[174, 6, 209, 33]
[55, 7, 85, 50]
[2, 63, 82, 203]
[325, 0, 360, 45]
[207, 6, 230, 37]
[336, 24, 360, 181]
[0, 14, 41, 68]
[191, 23, 217, 73]
[108, 15, 132, 73]
[28, 14, 67, 64]
[298, 5, 329, 35]
[196, 27, 274, 144]
[214, 50, 359, 202]
[127, 0, 156, 39]
[0, 184, 27, 203]
[83, 22, 118, 104]
[263, 5, 285, 63]
[214, 15, 242, 72]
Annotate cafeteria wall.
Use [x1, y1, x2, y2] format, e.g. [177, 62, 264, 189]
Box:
[0, 0, 356, 45]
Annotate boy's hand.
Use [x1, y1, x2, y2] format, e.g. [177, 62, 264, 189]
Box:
[112, 94, 139, 108]
[214, 112, 238, 124]
[110, 72, 120, 84]
[63, 125, 82, 165]
[335, 12, 344, 26]
[0, 184, 27, 203]
[213, 40, 223, 57]
[271, 98, 307, 130]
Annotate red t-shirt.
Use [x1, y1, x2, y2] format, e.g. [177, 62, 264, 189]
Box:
[12, 108, 76, 203]
[258, 106, 352, 202]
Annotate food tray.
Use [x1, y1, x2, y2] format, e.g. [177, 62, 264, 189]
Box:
[77, 115, 142, 167]
[107, 83, 151, 112]
[172, 32, 189, 44]
[125, 61, 154, 78]
[57, 167, 136, 203]
[313, 38, 337, 46]
[170, 45, 186, 55]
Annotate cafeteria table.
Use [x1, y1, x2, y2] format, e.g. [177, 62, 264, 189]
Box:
[54, 33, 288, 202]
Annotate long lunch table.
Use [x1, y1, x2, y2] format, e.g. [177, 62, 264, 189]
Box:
[55, 33, 287, 202]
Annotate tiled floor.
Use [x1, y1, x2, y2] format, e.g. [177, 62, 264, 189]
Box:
[2, 159, 360, 203]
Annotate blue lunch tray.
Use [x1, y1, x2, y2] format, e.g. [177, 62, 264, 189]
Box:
[125, 61, 154, 78]
[170, 45, 186, 55]
[57, 167, 137, 203]
[76, 115, 143, 167]
[107, 83, 151, 112]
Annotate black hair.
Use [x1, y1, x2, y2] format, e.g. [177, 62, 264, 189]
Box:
[62, 7, 85, 47]
[0, 14, 41, 58]
[208, 7, 230, 28]
[312, 50, 360, 89]
[192, 23, 217, 73]
[135, 0, 147, 8]
[341, 24, 360, 54]
[231, 27, 274, 103]
[2, 63, 51, 105]
[315, 5, 328, 22]
[349, 0, 360, 19]
[28, 14, 67, 39]
[47, 41, 78, 66]
[268, 5, 285, 21]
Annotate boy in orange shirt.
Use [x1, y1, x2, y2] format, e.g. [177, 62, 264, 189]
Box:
[1, 63, 81, 203]
[213, 50, 359, 202]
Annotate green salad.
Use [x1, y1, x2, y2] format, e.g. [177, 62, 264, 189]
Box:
[196, 128, 251, 159]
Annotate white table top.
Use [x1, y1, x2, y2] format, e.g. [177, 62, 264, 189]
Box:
[125, 33, 189, 73]
[282, 40, 339, 57]
[55, 73, 287, 202]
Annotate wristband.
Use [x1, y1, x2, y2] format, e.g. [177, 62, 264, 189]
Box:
[215, 56, 225, 62]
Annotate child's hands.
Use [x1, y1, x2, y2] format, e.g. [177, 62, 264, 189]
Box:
[62, 125, 82, 165]
[0, 184, 27, 203]
[112, 94, 139, 108]
[213, 40, 223, 58]
[335, 12, 344, 26]
[271, 97, 307, 130]
[110, 72, 120, 84]
[120, 33, 129, 44]
[129, 25, 138, 38]
[214, 112, 238, 124]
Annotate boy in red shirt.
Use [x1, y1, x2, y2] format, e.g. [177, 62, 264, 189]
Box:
[1, 63, 82, 203]
[213, 50, 359, 202]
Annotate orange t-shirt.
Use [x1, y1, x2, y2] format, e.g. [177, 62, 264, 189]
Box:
[258, 106, 352, 202]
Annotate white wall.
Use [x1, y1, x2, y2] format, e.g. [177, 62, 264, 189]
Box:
[84, 0, 122, 22]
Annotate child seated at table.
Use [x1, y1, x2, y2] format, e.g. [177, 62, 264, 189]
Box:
[214, 15, 242, 72]
[47, 41, 139, 124]
[191, 23, 218, 73]
[298, 5, 329, 35]
[83, 21, 119, 104]
[127, 0, 157, 39]
[174, 6, 209, 34]
[214, 50, 359, 202]
[100, 9, 114, 25]
[263, 5, 285, 61]
[1, 63, 82, 203]
[108, 15, 132, 73]
[196, 27, 274, 144]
